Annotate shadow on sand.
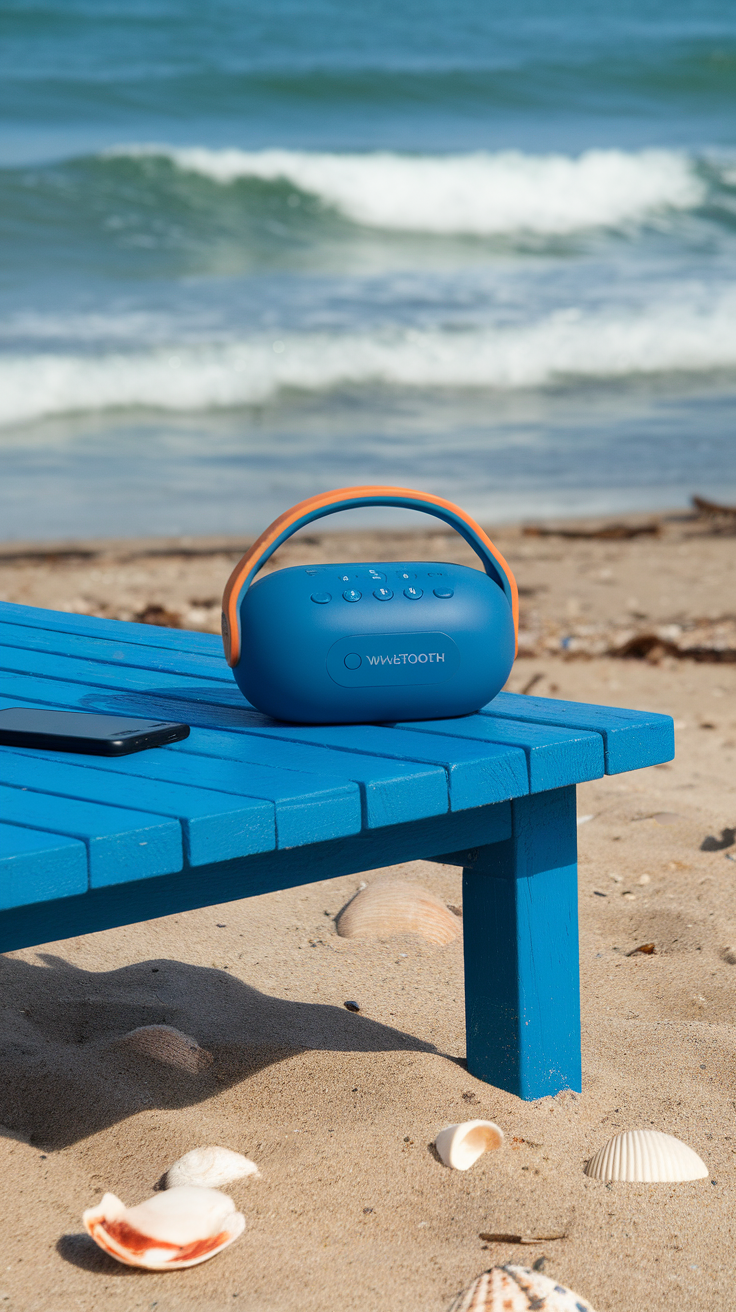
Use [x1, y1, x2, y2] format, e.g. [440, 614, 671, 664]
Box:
[0, 952, 442, 1151]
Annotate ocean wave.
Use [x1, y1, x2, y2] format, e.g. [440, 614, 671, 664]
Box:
[105, 144, 706, 235]
[4, 299, 736, 427]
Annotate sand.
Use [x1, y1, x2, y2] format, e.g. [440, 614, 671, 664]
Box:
[0, 509, 735, 1311]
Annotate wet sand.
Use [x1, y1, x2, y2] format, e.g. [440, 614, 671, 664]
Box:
[0, 509, 735, 1311]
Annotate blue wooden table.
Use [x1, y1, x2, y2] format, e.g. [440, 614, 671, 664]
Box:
[0, 600, 674, 1100]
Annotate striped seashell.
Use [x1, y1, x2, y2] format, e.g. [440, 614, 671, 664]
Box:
[447, 1265, 597, 1311]
[83, 1186, 244, 1270]
[584, 1129, 708, 1182]
[335, 880, 461, 945]
[111, 1025, 213, 1074]
[435, 1120, 504, 1170]
[165, 1145, 259, 1189]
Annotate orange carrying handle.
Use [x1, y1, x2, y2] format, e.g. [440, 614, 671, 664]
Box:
[222, 486, 519, 667]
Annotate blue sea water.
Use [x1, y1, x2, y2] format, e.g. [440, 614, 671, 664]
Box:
[1, 0, 736, 539]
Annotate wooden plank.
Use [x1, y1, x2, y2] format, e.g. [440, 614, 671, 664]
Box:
[0, 748, 275, 867]
[0, 783, 182, 888]
[0, 600, 220, 655]
[462, 787, 582, 1100]
[0, 618, 230, 683]
[392, 714, 604, 793]
[0, 670, 248, 730]
[0, 800, 511, 953]
[0, 693, 361, 849]
[0, 684, 449, 833]
[220, 722, 529, 811]
[481, 691, 675, 775]
[0, 640, 232, 697]
[175, 728, 450, 828]
[0, 821, 88, 911]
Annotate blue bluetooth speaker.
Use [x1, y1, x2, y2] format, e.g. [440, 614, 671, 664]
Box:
[222, 486, 518, 724]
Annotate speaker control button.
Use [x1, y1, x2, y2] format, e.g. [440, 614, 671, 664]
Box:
[342, 588, 362, 602]
[403, 586, 423, 600]
[311, 591, 332, 604]
[373, 587, 393, 600]
[433, 586, 454, 599]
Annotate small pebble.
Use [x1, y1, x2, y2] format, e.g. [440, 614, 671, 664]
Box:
[637, 874, 651, 885]
[344, 1000, 360, 1012]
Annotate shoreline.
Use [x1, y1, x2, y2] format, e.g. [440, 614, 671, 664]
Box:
[1, 504, 733, 664]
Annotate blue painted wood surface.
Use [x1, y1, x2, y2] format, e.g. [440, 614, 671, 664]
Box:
[462, 786, 582, 1099]
[393, 713, 605, 792]
[0, 600, 222, 654]
[0, 618, 230, 681]
[0, 820, 87, 910]
[0, 782, 182, 889]
[0, 747, 275, 867]
[484, 690, 675, 775]
[210, 722, 530, 812]
[0, 801, 511, 953]
[0, 599, 676, 1100]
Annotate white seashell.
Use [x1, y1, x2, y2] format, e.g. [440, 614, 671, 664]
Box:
[111, 1025, 213, 1074]
[435, 1120, 504, 1170]
[584, 1129, 708, 1182]
[165, 1146, 259, 1190]
[83, 1185, 244, 1270]
[447, 1265, 598, 1311]
[336, 880, 460, 945]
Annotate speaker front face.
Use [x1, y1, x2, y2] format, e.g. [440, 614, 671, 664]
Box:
[233, 561, 515, 724]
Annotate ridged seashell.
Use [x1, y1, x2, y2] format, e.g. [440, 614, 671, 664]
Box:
[447, 1265, 597, 1311]
[112, 1025, 213, 1074]
[83, 1186, 244, 1269]
[336, 880, 460, 945]
[584, 1129, 708, 1182]
[165, 1146, 259, 1189]
[435, 1120, 504, 1170]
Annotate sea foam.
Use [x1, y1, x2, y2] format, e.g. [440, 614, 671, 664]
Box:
[3, 296, 736, 428]
[106, 144, 706, 235]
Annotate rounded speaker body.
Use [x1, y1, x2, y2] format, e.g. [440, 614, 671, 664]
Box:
[232, 561, 515, 724]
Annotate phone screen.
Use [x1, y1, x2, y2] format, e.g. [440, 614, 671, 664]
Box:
[0, 707, 190, 755]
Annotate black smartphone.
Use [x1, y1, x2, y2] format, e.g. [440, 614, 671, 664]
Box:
[0, 707, 190, 756]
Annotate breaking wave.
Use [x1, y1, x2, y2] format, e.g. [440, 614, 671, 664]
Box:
[105, 144, 707, 236]
[4, 296, 736, 427]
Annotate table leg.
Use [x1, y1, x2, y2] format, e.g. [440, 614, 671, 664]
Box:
[459, 785, 581, 1100]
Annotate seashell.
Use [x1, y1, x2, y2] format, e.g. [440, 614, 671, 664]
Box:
[83, 1185, 244, 1270]
[165, 1146, 259, 1190]
[336, 880, 460, 945]
[447, 1265, 597, 1311]
[111, 1025, 213, 1074]
[584, 1129, 708, 1182]
[435, 1120, 504, 1170]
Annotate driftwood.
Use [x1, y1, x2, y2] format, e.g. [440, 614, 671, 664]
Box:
[692, 495, 736, 518]
[523, 521, 660, 541]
